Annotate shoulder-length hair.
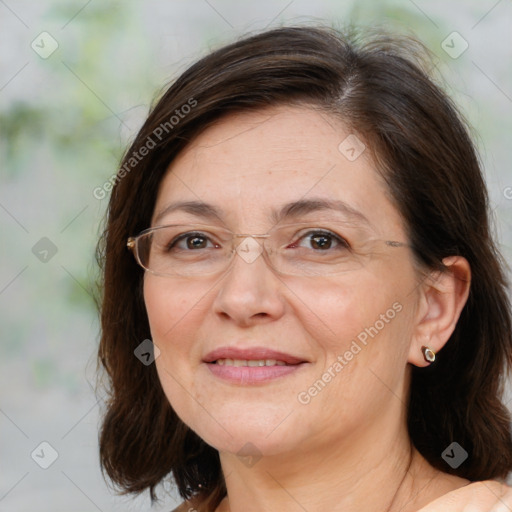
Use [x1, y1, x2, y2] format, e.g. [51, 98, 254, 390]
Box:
[96, 24, 512, 510]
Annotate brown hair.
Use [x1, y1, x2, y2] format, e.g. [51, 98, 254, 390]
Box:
[96, 25, 512, 510]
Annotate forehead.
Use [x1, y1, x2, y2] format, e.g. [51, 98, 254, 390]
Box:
[153, 105, 404, 237]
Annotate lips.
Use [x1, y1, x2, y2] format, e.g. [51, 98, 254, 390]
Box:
[202, 346, 309, 384]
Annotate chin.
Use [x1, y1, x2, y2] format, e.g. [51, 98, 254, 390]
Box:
[183, 409, 302, 457]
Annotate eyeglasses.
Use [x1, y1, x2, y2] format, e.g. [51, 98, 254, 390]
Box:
[126, 223, 409, 277]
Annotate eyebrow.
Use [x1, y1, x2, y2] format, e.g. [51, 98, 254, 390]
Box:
[153, 197, 371, 227]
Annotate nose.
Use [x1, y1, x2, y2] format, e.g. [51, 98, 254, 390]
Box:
[211, 238, 286, 326]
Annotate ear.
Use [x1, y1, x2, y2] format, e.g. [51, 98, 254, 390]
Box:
[408, 256, 471, 367]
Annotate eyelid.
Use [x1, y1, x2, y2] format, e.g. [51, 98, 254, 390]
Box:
[167, 227, 231, 246]
[288, 226, 351, 248]
[273, 221, 374, 238]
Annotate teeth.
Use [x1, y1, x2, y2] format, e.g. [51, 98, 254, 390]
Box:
[215, 359, 288, 367]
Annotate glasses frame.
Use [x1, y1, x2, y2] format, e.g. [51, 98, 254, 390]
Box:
[126, 222, 409, 277]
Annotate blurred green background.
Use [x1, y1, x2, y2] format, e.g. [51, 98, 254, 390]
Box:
[1, 0, 511, 510]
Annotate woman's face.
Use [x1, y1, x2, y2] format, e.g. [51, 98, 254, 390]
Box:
[144, 105, 422, 458]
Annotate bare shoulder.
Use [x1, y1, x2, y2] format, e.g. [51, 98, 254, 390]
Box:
[416, 480, 512, 511]
[170, 504, 189, 512]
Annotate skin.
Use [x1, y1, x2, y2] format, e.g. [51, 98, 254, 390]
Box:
[143, 105, 505, 512]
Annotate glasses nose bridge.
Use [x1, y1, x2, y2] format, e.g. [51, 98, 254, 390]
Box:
[228, 232, 275, 271]
[231, 233, 272, 251]
[232, 232, 271, 240]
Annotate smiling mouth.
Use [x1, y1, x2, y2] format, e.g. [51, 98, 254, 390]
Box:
[206, 358, 306, 384]
[203, 347, 307, 384]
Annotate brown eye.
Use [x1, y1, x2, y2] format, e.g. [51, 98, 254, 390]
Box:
[185, 235, 208, 249]
[293, 230, 349, 251]
[309, 233, 333, 250]
[168, 232, 217, 251]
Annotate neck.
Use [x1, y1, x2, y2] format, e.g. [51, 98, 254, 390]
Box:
[216, 415, 409, 511]
[213, 407, 465, 512]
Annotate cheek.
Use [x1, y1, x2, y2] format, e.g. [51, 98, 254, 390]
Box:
[289, 270, 416, 401]
[143, 275, 212, 377]
[144, 275, 208, 337]
[284, 273, 399, 353]
[143, 276, 211, 422]
[293, 280, 413, 426]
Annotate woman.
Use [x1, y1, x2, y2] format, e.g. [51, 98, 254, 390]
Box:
[96, 25, 512, 511]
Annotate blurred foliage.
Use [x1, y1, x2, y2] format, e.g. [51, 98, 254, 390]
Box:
[1, 1, 156, 318]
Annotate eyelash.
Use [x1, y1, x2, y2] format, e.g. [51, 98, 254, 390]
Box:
[170, 232, 219, 250]
[290, 229, 350, 250]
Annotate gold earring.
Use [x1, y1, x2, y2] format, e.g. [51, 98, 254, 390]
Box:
[421, 346, 436, 363]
